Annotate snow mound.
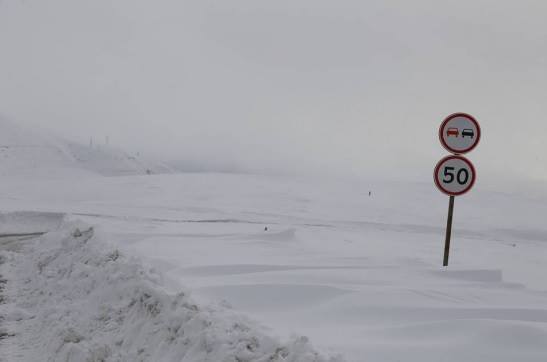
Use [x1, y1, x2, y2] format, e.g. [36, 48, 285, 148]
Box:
[0, 222, 343, 362]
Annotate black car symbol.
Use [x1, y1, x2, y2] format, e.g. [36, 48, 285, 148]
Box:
[461, 129, 474, 139]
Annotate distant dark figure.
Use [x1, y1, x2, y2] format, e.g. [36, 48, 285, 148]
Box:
[264, 227, 268, 232]
[369, 191, 372, 197]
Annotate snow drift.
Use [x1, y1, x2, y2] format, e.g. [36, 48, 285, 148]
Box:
[0, 222, 343, 362]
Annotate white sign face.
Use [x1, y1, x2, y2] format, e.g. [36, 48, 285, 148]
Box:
[439, 113, 481, 154]
[434, 155, 476, 196]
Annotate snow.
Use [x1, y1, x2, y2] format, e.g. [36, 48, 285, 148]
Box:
[0, 118, 172, 177]
[1, 172, 547, 361]
[1, 121, 547, 361]
[0, 221, 341, 362]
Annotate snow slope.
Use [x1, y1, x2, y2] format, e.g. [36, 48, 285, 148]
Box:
[0, 118, 172, 176]
[0, 221, 341, 362]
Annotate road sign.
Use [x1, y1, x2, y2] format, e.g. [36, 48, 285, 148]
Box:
[434, 155, 476, 196]
[439, 113, 481, 154]
[436, 113, 481, 267]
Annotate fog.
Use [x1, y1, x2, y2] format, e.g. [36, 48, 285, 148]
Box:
[1, 0, 547, 182]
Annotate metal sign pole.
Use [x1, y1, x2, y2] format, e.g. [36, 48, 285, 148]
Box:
[443, 195, 455, 267]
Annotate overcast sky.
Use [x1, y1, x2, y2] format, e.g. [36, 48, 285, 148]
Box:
[1, 0, 547, 182]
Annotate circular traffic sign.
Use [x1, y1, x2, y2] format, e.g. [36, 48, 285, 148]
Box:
[434, 155, 476, 196]
[439, 113, 481, 154]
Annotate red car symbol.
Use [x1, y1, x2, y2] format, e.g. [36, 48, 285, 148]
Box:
[446, 128, 459, 137]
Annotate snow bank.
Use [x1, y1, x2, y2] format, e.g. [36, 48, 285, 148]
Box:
[0, 222, 343, 362]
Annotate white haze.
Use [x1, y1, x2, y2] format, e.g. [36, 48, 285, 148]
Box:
[1, 0, 547, 183]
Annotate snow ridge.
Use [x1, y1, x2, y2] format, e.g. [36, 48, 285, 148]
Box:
[0, 222, 344, 362]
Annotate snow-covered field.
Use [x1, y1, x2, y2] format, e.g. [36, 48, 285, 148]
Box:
[1, 168, 547, 361]
[1, 121, 547, 361]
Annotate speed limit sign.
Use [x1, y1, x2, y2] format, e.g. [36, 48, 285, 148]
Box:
[434, 155, 476, 196]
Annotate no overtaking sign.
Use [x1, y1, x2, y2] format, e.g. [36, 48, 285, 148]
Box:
[439, 113, 481, 155]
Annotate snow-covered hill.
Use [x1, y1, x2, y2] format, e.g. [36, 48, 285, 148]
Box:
[64, 141, 173, 176]
[0, 118, 172, 176]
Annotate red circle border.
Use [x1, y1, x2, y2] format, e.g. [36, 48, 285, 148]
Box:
[434, 155, 477, 196]
[439, 113, 481, 155]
